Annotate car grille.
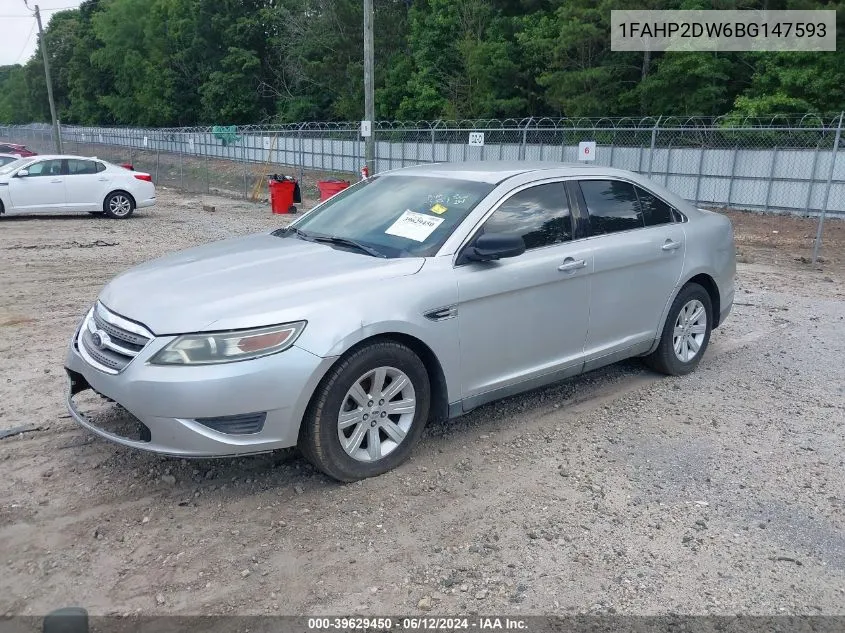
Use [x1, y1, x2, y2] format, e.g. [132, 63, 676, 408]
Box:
[77, 303, 154, 374]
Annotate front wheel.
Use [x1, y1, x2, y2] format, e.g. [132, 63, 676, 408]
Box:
[299, 341, 430, 482]
[103, 192, 135, 219]
[645, 282, 713, 376]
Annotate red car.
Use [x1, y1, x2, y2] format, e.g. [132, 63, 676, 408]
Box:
[0, 143, 37, 157]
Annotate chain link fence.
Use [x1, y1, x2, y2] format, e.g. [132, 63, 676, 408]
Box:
[2, 114, 843, 257]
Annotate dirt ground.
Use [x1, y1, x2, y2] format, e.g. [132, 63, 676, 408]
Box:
[1, 190, 844, 617]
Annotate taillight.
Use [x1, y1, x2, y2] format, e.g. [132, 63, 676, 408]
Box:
[134, 174, 152, 182]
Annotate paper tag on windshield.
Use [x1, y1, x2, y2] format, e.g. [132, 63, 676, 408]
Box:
[385, 210, 444, 242]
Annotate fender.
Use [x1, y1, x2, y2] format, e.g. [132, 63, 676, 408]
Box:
[647, 268, 724, 355]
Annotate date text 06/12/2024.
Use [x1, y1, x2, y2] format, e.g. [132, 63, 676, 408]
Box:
[307, 617, 529, 631]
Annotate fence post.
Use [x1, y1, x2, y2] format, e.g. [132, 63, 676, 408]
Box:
[560, 127, 566, 162]
[725, 145, 739, 209]
[298, 123, 306, 184]
[804, 142, 821, 215]
[764, 146, 778, 212]
[812, 111, 844, 263]
[431, 124, 436, 163]
[519, 117, 533, 160]
[242, 135, 248, 200]
[664, 142, 672, 186]
[179, 134, 184, 191]
[693, 147, 705, 205]
[647, 116, 662, 177]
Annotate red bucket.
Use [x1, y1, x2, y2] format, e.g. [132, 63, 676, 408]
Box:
[317, 179, 351, 201]
[269, 178, 297, 214]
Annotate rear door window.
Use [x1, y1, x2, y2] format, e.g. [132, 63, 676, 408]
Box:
[67, 159, 99, 175]
[578, 180, 644, 236]
[635, 186, 674, 226]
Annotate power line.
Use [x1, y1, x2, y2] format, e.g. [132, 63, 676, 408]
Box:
[12, 19, 37, 64]
[0, 4, 78, 16]
[3, 2, 80, 66]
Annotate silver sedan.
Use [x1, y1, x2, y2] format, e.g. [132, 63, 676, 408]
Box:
[65, 162, 735, 481]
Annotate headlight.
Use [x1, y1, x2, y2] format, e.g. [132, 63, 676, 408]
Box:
[149, 321, 306, 365]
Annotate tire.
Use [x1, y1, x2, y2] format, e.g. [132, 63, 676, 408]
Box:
[103, 191, 135, 219]
[299, 340, 430, 482]
[645, 282, 713, 376]
[43, 607, 89, 633]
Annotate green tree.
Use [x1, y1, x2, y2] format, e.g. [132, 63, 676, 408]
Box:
[0, 66, 30, 123]
[1, 0, 845, 126]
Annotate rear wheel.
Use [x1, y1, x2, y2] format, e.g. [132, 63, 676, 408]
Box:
[103, 191, 135, 219]
[645, 283, 712, 376]
[42, 607, 89, 633]
[299, 341, 430, 482]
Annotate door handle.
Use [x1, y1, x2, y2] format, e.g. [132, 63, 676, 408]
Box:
[662, 240, 682, 251]
[50, 179, 62, 184]
[98, 177, 109, 181]
[558, 258, 586, 272]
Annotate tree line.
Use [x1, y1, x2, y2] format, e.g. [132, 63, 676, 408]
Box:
[1, 0, 843, 127]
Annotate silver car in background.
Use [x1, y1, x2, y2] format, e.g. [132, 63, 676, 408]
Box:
[65, 162, 735, 481]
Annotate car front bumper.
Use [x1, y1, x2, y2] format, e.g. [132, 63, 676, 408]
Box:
[65, 329, 336, 458]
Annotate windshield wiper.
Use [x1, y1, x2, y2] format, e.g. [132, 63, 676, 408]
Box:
[276, 227, 386, 258]
[311, 235, 387, 258]
[277, 226, 313, 241]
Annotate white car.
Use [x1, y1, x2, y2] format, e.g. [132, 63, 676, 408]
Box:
[0, 155, 156, 219]
[0, 153, 22, 167]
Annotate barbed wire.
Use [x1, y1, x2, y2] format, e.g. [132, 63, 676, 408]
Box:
[6, 114, 844, 135]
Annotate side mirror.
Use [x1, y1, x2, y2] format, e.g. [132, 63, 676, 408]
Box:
[16, 169, 29, 177]
[465, 233, 526, 262]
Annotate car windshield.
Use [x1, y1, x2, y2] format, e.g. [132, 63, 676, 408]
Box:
[277, 175, 494, 258]
[0, 158, 33, 175]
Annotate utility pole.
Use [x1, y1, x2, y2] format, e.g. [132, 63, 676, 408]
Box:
[363, 0, 375, 174]
[34, 4, 62, 153]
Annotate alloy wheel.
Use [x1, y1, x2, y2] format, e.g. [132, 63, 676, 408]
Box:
[673, 299, 707, 362]
[109, 195, 132, 217]
[337, 366, 416, 462]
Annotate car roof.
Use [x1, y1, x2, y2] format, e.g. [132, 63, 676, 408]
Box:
[0, 153, 22, 158]
[384, 161, 647, 184]
[20, 154, 105, 161]
[381, 160, 696, 213]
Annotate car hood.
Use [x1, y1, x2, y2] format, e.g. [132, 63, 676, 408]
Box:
[99, 233, 425, 334]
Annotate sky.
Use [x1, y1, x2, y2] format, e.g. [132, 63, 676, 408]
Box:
[0, 0, 84, 66]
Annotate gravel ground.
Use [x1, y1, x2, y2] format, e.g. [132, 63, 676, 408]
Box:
[1, 190, 844, 616]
